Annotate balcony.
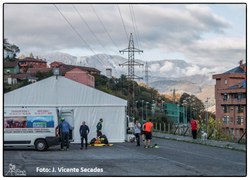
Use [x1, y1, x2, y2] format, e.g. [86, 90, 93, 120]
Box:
[221, 98, 246, 105]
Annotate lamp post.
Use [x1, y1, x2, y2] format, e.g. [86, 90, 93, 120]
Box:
[141, 100, 144, 121]
[205, 98, 210, 133]
[135, 101, 138, 118]
[152, 100, 155, 117]
[161, 100, 165, 113]
[182, 100, 188, 124]
[177, 104, 180, 124]
[146, 102, 149, 121]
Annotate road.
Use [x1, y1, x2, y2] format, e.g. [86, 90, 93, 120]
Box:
[3, 138, 246, 176]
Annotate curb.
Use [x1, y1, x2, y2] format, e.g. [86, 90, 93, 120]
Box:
[153, 134, 246, 152]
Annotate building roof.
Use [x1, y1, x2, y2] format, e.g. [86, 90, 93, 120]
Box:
[228, 80, 246, 90]
[27, 68, 52, 75]
[223, 63, 246, 74]
[4, 76, 127, 106]
[19, 57, 47, 63]
[4, 61, 19, 68]
[59, 64, 101, 75]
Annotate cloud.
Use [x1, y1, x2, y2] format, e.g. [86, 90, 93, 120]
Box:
[160, 61, 174, 73]
[3, 4, 245, 70]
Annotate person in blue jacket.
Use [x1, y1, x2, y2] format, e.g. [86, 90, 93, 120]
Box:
[58, 117, 73, 151]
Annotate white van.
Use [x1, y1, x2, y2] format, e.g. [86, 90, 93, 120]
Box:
[4, 107, 60, 151]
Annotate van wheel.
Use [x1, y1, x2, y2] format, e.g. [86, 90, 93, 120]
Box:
[35, 140, 47, 151]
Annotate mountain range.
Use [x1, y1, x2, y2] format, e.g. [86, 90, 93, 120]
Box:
[26, 52, 216, 107]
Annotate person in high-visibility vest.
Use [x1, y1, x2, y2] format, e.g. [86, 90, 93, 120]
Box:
[143, 119, 153, 148]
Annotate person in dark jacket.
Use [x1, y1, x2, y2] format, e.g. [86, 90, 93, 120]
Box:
[96, 118, 103, 137]
[79, 121, 90, 150]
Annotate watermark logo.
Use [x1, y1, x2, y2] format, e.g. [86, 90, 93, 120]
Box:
[5, 163, 26, 176]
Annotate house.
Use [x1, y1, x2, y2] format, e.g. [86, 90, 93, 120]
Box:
[27, 67, 52, 76]
[4, 76, 127, 143]
[4, 73, 38, 85]
[212, 61, 246, 140]
[18, 57, 47, 73]
[4, 60, 20, 74]
[50, 61, 64, 68]
[4, 48, 15, 59]
[49, 61, 101, 76]
[65, 68, 95, 87]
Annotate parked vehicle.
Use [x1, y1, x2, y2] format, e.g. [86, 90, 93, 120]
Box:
[4, 107, 60, 151]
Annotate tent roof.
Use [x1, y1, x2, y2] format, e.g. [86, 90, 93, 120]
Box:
[4, 76, 127, 107]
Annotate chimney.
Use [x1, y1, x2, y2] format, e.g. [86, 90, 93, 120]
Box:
[106, 68, 112, 78]
[239, 59, 243, 66]
[239, 59, 246, 72]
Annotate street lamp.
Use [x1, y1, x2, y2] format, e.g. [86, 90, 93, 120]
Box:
[205, 98, 210, 133]
[182, 100, 188, 124]
[135, 101, 138, 117]
[151, 100, 155, 117]
[177, 104, 180, 124]
[141, 100, 144, 121]
[146, 102, 149, 121]
[161, 100, 165, 113]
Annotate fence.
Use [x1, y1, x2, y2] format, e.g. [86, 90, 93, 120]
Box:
[153, 123, 191, 136]
[153, 122, 246, 144]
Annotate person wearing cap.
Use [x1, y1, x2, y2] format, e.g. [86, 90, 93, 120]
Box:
[96, 118, 103, 137]
[58, 117, 73, 151]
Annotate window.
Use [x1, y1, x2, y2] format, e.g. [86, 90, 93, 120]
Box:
[224, 79, 228, 84]
[223, 106, 230, 113]
[223, 116, 230, 124]
[237, 116, 244, 125]
[237, 106, 244, 113]
[223, 93, 229, 101]
[237, 93, 242, 100]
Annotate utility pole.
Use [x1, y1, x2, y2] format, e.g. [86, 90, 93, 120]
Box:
[119, 33, 143, 118]
[145, 61, 149, 87]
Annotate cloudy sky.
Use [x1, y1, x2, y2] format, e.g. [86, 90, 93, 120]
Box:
[4, 3, 246, 72]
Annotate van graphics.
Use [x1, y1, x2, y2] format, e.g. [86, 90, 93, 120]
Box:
[4, 108, 56, 134]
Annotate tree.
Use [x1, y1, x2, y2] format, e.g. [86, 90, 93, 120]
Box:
[180, 93, 205, 122]
[29, 52, 34, 58]
[4, 38, 20, 59]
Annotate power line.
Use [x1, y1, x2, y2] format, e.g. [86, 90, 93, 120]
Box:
[91, 5, 120, 52]
[72, 4, 108, 52]
[130, 5, 143, 50]
[54, 4, 96, 54]
[129, 4, 140, 49]
[54, 4, 103, 62]
[117, 4, 129, 41]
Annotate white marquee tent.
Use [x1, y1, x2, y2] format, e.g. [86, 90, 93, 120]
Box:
[4, 76, 127, 143]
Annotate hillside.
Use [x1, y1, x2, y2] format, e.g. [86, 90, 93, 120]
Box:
[22, 52, 216, 107]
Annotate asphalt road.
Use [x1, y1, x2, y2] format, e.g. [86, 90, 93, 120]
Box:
[3, 138, 246, 176]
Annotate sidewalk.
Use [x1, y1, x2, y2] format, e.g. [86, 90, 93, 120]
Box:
[153, 132, 246, 152]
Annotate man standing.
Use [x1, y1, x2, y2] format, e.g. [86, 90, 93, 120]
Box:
[96, 118, 103, 137]
[190, 118, 198, 139]
[79, 121, 90, 150]
[143, 119, 153, 148]
[134, 120, 141, 146]
[58, 117, 73, 151]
